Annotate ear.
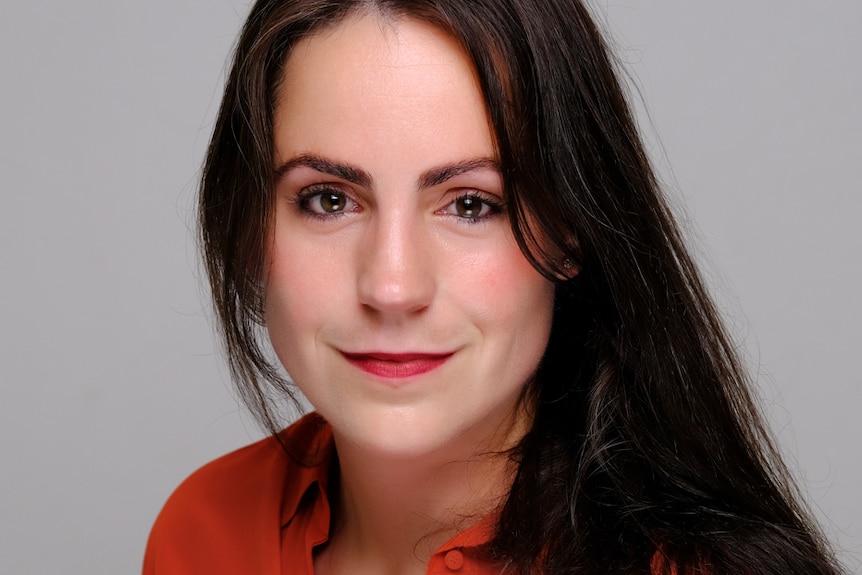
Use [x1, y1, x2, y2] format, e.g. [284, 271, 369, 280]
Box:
[555, 257, 580, 281]
[555, 235, 580, 280]
[561, 257, 579, 279]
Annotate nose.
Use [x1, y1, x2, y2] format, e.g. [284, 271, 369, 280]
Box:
[357, 208, 435, 315]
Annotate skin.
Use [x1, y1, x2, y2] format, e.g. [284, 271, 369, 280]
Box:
[266, 11, 556, 575]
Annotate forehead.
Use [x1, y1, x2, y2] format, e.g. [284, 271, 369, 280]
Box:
[272, 11, 497, 171]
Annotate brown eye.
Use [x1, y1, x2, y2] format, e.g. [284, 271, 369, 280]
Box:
[455, 195, 483, 218]
[319, 192, 347, 213]
[298, 188, 357, 217]
[442, 193, 502, 223]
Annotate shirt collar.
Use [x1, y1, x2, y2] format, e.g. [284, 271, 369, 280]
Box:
[278, 412, 497, 552]
[277, 412, 335, 528]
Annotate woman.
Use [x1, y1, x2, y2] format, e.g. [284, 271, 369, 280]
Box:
[144, 1, 845, 573]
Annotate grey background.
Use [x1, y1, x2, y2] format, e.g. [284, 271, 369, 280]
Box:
[1, 1, 859, 573]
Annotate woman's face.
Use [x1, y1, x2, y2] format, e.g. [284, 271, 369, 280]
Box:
[265, 12, 555, 459]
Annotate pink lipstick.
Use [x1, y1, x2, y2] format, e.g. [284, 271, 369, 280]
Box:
[342, 352, 453, 379]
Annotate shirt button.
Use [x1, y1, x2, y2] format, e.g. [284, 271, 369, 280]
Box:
[444, 549, 464, 571]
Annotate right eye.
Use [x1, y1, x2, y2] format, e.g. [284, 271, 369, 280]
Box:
[297, 187, 358, 216]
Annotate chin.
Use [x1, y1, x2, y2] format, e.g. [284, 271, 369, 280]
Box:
[323, 400, 525, 464]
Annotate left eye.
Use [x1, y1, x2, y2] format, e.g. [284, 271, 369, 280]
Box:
[442, 194, 501, 221]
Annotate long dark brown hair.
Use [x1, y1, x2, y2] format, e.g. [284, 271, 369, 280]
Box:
[198, 1, 845, 573]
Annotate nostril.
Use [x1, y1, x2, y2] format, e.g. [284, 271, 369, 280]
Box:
[357, 251, 435, 314]
[355, 213, 436, 314]
[357, 270, 435, 314]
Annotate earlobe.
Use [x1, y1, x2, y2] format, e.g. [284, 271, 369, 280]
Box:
[548, 256, 579, 282]
[560, 257, 580, 280]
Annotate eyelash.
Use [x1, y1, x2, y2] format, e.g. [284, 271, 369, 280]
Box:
[291, 185, 359, 220]
[439, 191, 505, 224]
[289, 186, 505, 224]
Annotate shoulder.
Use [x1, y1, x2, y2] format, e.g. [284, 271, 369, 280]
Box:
[150, 432, 289, 530]
[142, 413, 331, 574]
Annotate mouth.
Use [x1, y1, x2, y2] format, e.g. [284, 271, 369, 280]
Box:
[341, 351, 455, 379]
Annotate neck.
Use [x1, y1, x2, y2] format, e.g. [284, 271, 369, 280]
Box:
[315, 412, 530, 575]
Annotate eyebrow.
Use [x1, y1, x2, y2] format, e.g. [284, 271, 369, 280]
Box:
[418, 157, 501, 189]
[275, 154, 372, 188]
[275, 154, 501, 190]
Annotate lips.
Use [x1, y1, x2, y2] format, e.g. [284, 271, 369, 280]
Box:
[341, 351, 454, 379]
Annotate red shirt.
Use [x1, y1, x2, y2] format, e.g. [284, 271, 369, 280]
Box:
[143, 413, 503, 574]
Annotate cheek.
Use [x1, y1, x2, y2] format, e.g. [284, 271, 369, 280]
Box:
[455, 244, 555, 328]
[264, 243, 333, 344]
